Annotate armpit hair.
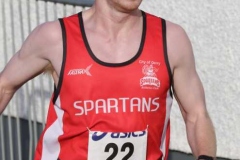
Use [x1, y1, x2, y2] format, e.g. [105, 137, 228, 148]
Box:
[43, 63, 54, 75]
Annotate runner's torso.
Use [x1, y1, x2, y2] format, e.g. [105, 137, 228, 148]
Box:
[35, 11, 173, 160]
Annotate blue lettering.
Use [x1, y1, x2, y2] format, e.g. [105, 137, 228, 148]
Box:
[92, 132, 107, 141]
[132, 132, 138, 137]
[120, 133, 128, 138]
[111, 133, 120, 138]
[138, 131, 146, 137]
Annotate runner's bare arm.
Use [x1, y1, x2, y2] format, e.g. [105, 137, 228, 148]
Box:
[166, 21, 216, 158]
[0, 21, 62, 114]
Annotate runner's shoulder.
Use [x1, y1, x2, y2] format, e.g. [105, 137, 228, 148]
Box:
[165, 20, 188, 39]
[29, 20, 62, 46]
[164, 20, 193, 68]
[20, 20, 63, 56]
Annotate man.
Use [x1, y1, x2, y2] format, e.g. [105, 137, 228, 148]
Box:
[0, 0, 216, 159]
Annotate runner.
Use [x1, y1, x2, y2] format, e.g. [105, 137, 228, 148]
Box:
[0, 0, 216, 159]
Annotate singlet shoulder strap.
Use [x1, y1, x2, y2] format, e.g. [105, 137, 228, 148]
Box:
[53, 18, 67, 104]
[161, 18, 173, 97]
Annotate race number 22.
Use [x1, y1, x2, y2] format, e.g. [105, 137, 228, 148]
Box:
[105, 142, 134, 160]
[88, 130, 147, 160]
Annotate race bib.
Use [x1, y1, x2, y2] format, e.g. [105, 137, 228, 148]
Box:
[88, 129, 148, 160]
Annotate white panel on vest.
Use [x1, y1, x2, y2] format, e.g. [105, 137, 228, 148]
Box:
[88, 129, 148, 160]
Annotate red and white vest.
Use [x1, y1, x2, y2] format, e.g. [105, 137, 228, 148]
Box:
[35, 11, 173, 160]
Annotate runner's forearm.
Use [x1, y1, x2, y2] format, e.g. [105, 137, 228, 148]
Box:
[186, 112, 216, 158]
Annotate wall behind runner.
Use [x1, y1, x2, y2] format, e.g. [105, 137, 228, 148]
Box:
[0, 0, 239, 160]
[140, 0, 240, 159]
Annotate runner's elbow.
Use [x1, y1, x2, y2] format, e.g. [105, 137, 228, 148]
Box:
[0, 74, 18, 95]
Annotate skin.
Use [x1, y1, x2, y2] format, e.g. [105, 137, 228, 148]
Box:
[0, 0, 216, 158]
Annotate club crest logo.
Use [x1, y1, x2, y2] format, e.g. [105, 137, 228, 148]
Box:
[139, 60, 160, 89]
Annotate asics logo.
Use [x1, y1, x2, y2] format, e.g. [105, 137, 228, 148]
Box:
[92, 132, 108, 141]
[68, 64, 92, 76]
[92, 131, 146, 141]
